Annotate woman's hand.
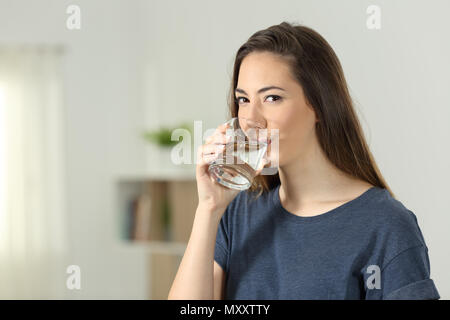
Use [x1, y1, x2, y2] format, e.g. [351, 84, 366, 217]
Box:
[196, 122, 240, 215]
[196, 121, 269, 218]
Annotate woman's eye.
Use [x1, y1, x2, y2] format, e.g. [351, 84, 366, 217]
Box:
[265, 95, 282, 102]
[235, 97, 248, 104]
[235, 95, 282, 104]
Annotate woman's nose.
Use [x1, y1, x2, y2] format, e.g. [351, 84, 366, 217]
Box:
[244, 104, 266, 127]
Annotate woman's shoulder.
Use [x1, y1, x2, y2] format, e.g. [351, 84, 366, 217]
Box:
[364, 186, 418, 224]
[360, 186, 428, 250]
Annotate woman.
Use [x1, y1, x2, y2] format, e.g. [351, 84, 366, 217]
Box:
[168, 22, 440, 300]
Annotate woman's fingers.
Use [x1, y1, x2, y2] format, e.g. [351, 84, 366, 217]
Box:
[196, 121, 231, 176]
[197, 143, 225, 165]
[205, 132, 229, 145]
[217, 122, 230, 133]
[206, 123, 231, 144]
[202, 143, 226, 155]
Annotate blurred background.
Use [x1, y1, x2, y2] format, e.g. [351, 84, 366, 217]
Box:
[0, 0, 449, 299]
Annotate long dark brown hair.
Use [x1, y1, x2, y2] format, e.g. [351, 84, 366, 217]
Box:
[227, 21, 395, 199]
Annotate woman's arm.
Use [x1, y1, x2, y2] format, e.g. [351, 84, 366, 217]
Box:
[168, 121, 240, 300]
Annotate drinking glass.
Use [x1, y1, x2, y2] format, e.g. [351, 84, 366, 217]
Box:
[208, 117, 268, 190]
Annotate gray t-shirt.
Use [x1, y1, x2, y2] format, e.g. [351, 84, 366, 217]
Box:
[214, 184, 440, 299]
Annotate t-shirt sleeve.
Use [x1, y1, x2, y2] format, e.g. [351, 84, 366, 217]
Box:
[214, 206, 230, 273]
[367, 244, 440, 300]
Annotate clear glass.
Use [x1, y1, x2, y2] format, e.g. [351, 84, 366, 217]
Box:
[208, 117, 268, 190]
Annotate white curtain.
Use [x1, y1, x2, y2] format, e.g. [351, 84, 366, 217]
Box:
[0, 45, 68, 299]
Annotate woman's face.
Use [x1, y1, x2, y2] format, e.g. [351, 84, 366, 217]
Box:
[236, 51, 318, 167]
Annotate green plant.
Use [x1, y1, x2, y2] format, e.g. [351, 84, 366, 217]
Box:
[142, 122, 192, 147]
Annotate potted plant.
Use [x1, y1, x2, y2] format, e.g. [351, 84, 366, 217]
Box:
[142, 122, 193, 170]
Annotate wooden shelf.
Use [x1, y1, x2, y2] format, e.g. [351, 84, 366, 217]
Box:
[116, 176, 198, 299]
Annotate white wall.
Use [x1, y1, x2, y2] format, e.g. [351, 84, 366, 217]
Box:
[0, 0, 149, 298]
[1, 0, 448, 299]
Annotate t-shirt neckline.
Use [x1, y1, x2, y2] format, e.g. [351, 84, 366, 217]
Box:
[272, 184, 381, 224]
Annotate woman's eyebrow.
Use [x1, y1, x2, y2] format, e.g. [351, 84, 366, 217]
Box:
[235, 86, 286, 95]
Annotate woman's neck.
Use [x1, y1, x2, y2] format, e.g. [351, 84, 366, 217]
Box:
[278, 140, 371, 215]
